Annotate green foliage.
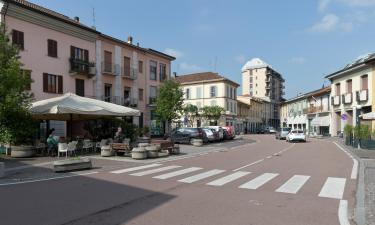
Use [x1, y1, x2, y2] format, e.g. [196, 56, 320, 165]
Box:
[200, 105, 224, 123]
[343, 124, 353, 137]
[182, 104, 199, 127]
[0, 24, 35, 145]
[155, 80, 184, 123]
[353, 124, 371, 140]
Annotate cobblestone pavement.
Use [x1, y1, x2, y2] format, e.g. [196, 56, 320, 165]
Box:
[365, 165, 375, 225]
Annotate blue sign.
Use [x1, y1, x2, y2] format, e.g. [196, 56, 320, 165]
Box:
[341, 114, 347, 121]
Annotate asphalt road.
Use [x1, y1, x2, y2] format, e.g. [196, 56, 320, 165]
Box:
[0, 135, 356, 225]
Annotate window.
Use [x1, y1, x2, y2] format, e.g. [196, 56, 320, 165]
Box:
[230, 87, 233, 99]
[149, 86, 157, 104]
[138, 61, 143, 73]
[346, 79, 352, 93]
[47, 39, 57, 58]
[75, 79, 85, 96]
[250, 70, 253, 75]
[124, 56, 131, 76]
[210, 100, 217, 106]
[196, 87, 202, 98]
[234, 102, 237, 113]
[361, 75, 368, 90]
[186, 88, 190, 99]
[226, 101, 229, 110]
[250, 76, 253, 83]
[104, 51, 112, 73]
[150, 60, 157, 80]
[12, 30, 24, 50]
[138, 88, 144, 101]
[230, 102, 233, 112]
[104, 84, 112, 102]
[210, 86, 217, 97]
[234, 89, 236, 99]
[43, 73, 62, 94]
[21, 70, 31, 90]
[335, 83, 341, 96]
[226, 85, 230, 97]
[250, 91, 253, 97]
[70, 46, 89, 73]
[159, 63, 167, 81]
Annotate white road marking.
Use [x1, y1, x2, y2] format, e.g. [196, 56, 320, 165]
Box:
[275, 175, 310, 194]
[239, 173, 279, 189]
[266, 156, 272, 159]
[333, 142, 358, 179]
[338, 200, 350, 225]
[318, 177, 346, 199]
[130, 165, 181, 176]
[153, 167, 202, 179]
[207, 171, 251, 186]
[178, 169, 225, 183]
[232, 159, 264, 172]
[0, 171, 99, 186]
[110, 164, 162, 174]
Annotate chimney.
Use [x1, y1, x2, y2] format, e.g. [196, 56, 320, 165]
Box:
[127, 36, 133, 44]
[74, 16, 80, 22]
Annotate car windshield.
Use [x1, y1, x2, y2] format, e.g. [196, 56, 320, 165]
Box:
[282, 128, 292, 132]
[298, 131, 304, 134]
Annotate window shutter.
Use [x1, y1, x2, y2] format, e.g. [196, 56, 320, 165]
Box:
[84, 50, 89, 62]
[58, 76, 63, 94]
[19, 31, 24, 50]
[12, 30, 17, 45]
[53, 40, 58, 57]
[70, 46, 75, 58]
[47, 39, 52, 56]
[43, 73, 48, 92]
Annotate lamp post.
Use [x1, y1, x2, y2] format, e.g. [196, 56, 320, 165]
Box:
[356, 105, 362, 149]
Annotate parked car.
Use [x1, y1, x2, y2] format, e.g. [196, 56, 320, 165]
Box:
[264, 126, 276, 134]
[256, 127, 265, 134]
[286, 129, 306, 142]
[165, 127, 208, 144]
[203, 128, 220, 142]
[222, 126, 235, 140]
[275, 127, 292, 140]
[204, 126, 224, 140]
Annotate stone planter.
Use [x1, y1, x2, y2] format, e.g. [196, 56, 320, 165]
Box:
[191, 139, 203, 147]
[132, 147, 147, 159]
[53, 158, 92, 172]
[145, 145, 160, 158]
[138, 143, 149, 148]
[158, 150, 169, 158]
[172, 144, 180, 154]
[0, 162, 4, 178]
[10, 145, 35, 158]
[101, 146, 115, 157]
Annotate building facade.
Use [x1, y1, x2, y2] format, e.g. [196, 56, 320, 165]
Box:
[175, 72, 239, 127]
[326, 53, 375, 135]
[237, 95, 269, 133]
[241, 58, 285, 128]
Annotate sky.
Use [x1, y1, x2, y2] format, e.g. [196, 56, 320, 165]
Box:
[31, 0, 375, 98]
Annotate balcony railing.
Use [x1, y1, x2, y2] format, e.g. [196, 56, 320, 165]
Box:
[356, 89, 368, 102]
[149, 97, 157, 105]
[342, 93, 352, 104]
[123, 67, 137, 80]
[87, 95, 138, 108]
[69, 58, 95, 77]
[303, 106, 323, 114]
[101, 62, 120, 75]
[331, 95, 341, 106]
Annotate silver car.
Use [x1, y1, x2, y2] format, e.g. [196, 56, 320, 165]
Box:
[275, 127, 292, 140]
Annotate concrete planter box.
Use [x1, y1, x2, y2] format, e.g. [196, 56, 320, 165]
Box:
[0, 162, 4, 178]
[53, 158, 92, 172]
[145, 145, 160, 158]
[191, 139, 203, 147]
[138, 143, 149, 148]
[101, 146, 115, 157]
[172, 144, 180, 154]
[158, 150, 169, 158]
[132, 147, 147, 159]
[10, 145, 35, 158]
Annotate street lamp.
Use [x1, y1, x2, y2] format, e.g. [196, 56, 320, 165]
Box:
[356, 105, 362, 149]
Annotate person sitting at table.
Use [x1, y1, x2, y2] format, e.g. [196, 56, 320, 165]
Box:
[47, 128, 58, 156]
[114, 127, 124, 143]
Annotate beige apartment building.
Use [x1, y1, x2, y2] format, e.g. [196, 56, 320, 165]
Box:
[175, 72, 239, 127]
[237, 95, 270, 133]
[242, 58, 285, 128]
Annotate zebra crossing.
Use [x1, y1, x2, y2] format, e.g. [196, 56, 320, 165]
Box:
[110, 164, 347, 199]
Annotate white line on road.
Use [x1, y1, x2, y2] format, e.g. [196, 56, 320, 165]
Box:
[232, 159, 264, 172]
[110, 164, 162, 174]
[239, 173, 279, 190]
[333, 142, 358, 179]
[206, 171, 251, 186]
[338, 200, 351, 225]
[178, 169, 225, 183]
[130, 165, 181, 176]
[275, 175, 310, 194]
[153, 167, 202, 179]
[0, 171, 99, 186]
[318, 177, 346, 199]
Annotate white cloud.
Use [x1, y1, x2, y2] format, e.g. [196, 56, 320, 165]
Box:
[164, 48, 184, 59]
[179, 62, 201, 73]
[235, 54, 247, 64]
[309, 14, 340, 32]
[290, 57, 307, 64]
[319, 0, 332, 12]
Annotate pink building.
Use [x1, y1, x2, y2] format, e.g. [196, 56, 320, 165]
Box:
[0, 0, 175, 137]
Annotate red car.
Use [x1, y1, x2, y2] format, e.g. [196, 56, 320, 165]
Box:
[222, 126, 235, 140]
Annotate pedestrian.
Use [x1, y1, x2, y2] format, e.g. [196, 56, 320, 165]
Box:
[46, 128, 58, 156]
[114, 127, 124, 143]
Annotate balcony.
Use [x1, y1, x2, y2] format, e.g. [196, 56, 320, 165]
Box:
[343, 93, 352, 104]
[123, 67, 137, 80]
[102, 62, 120, 75]
[91, 95, 138, 108]
[303, 106, 323, 114]
[331, 95, 341, 106]
[123, 97, 138, 108]
[69, 58, 95, 77]
[356, 89, 368, 102]
[149, 97, 157, 106]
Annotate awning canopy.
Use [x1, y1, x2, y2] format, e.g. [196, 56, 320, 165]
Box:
[30, 93, 140, 121]
[360, 112, 375, 120]
[310, 116, 330, 127]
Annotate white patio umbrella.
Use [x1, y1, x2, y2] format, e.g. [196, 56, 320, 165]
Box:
[360, 112, 375, 120]
[30, 93, 140, 138]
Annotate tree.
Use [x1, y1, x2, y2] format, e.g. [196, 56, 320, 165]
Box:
[155, 80, 184, 131]
[0, 24, 35, 145]
[182, 104, 199, 127]
[201, 105, 224, 125]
